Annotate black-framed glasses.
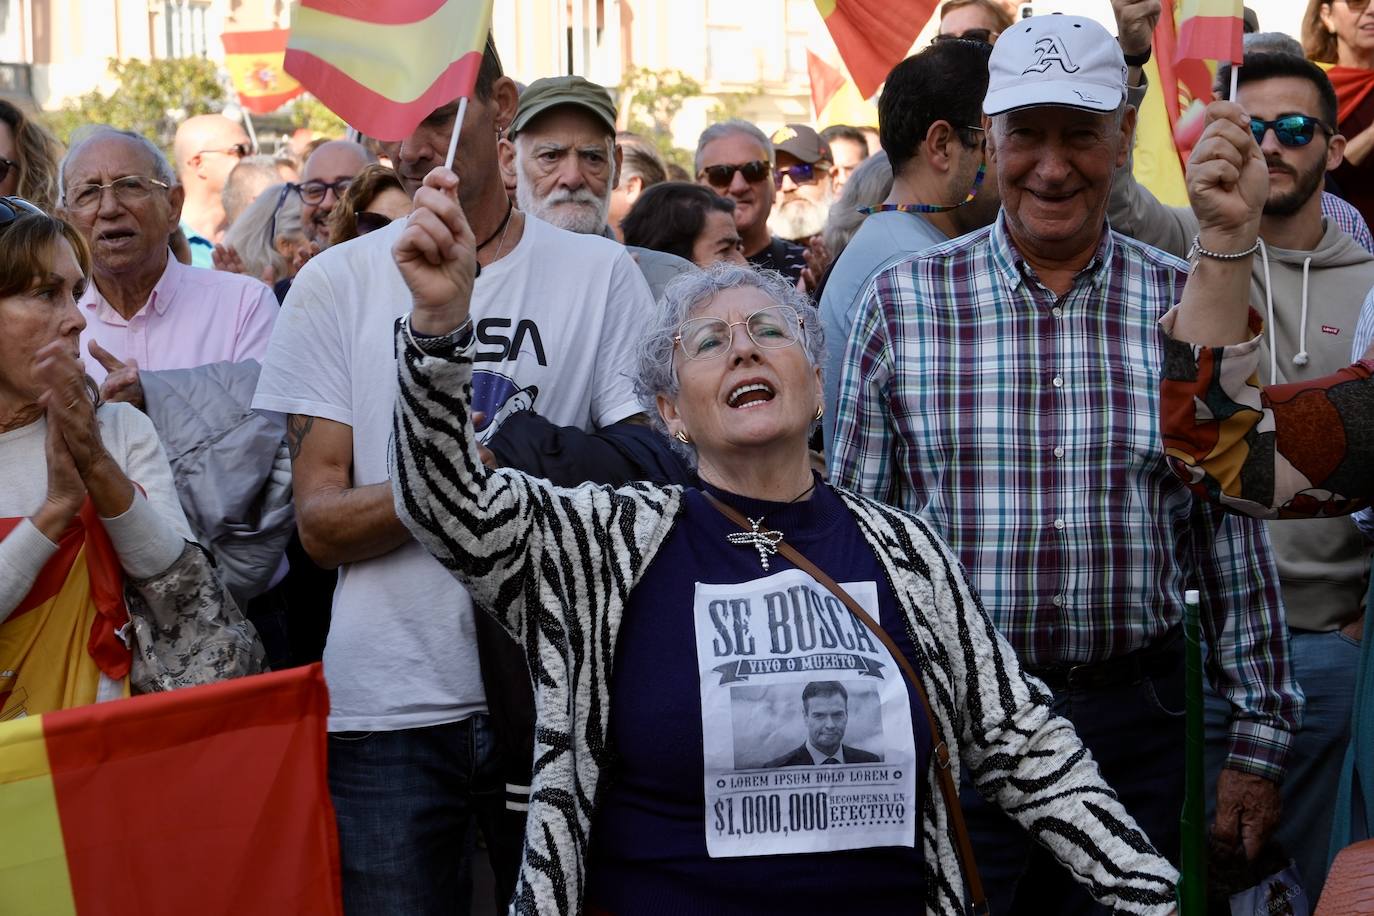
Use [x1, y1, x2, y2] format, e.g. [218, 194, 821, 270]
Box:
[674, 305, 805, 361]
[1249, 115, 1332, 148]
[65, 176, 171, 213]
[1335, 0, 1371, 12]
[775, 162, 826, 189]
[933, 28, 996, 44]
[296, 178, 352, 204]
[699, 160, 772, 189]
[354, 210, 393, 235]
[197, 142, 252, 160]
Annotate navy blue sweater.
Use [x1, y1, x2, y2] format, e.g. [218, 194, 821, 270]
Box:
[585, 478, 932, 914]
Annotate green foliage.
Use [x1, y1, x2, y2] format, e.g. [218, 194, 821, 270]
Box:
[287, 95, 348, 137]
[618, 65, 701, 173]
[44, 57, 226, 151]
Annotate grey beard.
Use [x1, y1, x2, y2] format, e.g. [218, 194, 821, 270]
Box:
[516, 181, 610, 235]
[768, 197, 830, 241]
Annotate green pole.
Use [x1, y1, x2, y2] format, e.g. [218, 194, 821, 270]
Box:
[1179, 588, 1207, 914]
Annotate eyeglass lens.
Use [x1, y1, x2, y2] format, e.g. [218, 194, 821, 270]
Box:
[68, 177, 163, 211]
[1250, 116, 1321, 148]
[775, 163, 816, 188]
[678, 306, 801, 360]
[298, 179, 351, 203]
[701, 161, 770, 188]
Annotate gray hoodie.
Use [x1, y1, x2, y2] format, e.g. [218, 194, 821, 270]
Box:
[1110, 81, 1374, 629]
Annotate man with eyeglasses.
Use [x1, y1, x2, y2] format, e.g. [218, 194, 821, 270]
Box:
[818, 39, 999, 449]
[296, 139, 371, 248]
[172, 114, 253, 267]
[831, 16, 1300, 911]
[58, 127, 277, 407]
[695, 120, 807, 284]
[1107, 0, 1374, 897]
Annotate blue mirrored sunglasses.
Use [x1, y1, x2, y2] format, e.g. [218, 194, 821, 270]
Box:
[1249, 115, 1331, 148]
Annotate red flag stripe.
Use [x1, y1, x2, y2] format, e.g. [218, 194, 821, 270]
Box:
[283, 47, 481, 140]
[239, 88, 305, 114]
[297, 0, 450, 25]
[1176, 15, 1243, 64]
[45, 667, 340, 915]
[221, 28, 290, 54]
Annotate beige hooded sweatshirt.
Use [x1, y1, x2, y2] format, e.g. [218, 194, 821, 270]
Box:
[1110, 82, 1374, 629]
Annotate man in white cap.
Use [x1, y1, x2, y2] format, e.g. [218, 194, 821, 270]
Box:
[830, 14, 1299, 911]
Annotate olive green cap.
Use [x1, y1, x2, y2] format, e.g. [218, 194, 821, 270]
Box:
[509, 75, 617, 138]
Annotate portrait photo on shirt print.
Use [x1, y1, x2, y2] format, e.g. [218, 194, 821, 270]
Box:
[730, 680, 885, 769]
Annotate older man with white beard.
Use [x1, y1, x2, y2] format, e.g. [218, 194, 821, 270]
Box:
[767, 124, 835, 245]
[501, 76, 693, 299]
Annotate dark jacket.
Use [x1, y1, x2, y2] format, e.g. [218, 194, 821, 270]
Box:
[765, 744, 883, 768]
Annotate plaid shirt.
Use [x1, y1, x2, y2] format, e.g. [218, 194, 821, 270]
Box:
[1323, 191, 1374, 255]
[831, 216, 1300, 780]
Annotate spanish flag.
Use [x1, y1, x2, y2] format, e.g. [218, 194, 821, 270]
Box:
[1176, 0, 1244, 65]
[0, 666, 341, 914]
[222, 28, 304, 114]
[284, 0, 494, 141]
[814, 0, 936, 100]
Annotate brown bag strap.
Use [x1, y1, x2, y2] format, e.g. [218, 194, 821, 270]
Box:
[704, 491, 988, 915]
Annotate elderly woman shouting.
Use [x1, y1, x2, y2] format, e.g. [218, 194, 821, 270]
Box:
[390, 169, 1179, 915]
[0, 204, 247, 716]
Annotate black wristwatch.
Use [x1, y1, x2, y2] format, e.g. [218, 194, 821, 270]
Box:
[1122, 46, 1152, 67]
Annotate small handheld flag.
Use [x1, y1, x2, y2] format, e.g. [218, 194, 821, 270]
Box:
[285, 0, 494, 144]
[222, 28, 305, 114]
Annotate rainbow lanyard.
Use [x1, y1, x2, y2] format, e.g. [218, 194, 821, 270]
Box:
[858, 162, 986, 215]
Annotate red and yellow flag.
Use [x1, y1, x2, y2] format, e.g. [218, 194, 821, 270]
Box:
[284, 0, 494, 141]
[1176, 0, 1244, 65]
[222, 28, 304, 114]
[813, 0, 937, 100]
[0, 665, 341, 914]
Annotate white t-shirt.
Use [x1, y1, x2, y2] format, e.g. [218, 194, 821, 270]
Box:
[253, 214, 652, 732]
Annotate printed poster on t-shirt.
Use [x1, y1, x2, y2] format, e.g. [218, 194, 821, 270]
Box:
[694, 568, 917, 858]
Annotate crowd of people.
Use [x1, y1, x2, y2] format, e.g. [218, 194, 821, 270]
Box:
[4, 0, 1374, 912]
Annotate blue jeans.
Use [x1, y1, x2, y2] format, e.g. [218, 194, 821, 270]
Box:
[1203, 628, 1359, 901]
[959, 648, 1185, 914]
[328, 715, 514, 916]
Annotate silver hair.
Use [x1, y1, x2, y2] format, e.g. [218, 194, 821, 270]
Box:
[635, 263, 826, 462]
[58, 126, 177, 204]
[694, 120, 775, 175]
[221, 183, 302, 281]
[822, 150, 893, 259]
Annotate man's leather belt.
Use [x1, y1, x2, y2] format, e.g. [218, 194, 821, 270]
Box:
[1026, 627, 1183, 692]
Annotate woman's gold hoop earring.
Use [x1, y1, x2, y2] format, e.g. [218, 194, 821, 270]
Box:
[674, 430, 691, 445]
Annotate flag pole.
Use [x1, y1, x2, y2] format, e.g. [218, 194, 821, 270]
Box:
[1179, 588, 1206, 916]
[241, 109, 259, 154]
[444, 96, 469, 171]
[1230, 65, 1239, 103]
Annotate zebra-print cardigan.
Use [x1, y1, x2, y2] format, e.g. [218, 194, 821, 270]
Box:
[390, 326, 1179, 916]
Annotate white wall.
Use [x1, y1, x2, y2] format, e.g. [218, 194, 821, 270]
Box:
[1016, 0, 1302, 39]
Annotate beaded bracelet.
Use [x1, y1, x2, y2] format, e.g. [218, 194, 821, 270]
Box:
[1188, 234, 1261, 262]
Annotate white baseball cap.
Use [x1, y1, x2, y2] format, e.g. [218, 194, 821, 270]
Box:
[983, 14, 1127, 116]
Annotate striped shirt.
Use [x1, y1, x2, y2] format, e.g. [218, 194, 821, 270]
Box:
[830, 216, 1299, 779]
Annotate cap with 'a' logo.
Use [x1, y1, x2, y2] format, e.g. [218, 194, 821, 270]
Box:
[983, 14, 1127, 116]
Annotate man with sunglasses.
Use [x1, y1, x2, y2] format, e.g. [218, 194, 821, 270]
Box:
[818, 38, 997, 449]
[296, 139, 371, 248]
[1109, 4, 1374, 894]
[768, 124, 835, 245]
[832, 16, 1300, 912]
[171, 114, 253, 267]
[695, 120, 808, 284]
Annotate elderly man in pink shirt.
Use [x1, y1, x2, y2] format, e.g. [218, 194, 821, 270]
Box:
[58, 127, 277, 404]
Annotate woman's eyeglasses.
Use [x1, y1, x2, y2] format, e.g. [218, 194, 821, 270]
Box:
[64, 176, 171, 213]
[354, 211, 394, 235]
[932, 28, 996, 44]
[1336, 0, 1371, 12]
[1249, 115, 1332, 148]
[0, 196, 44, 227]
[698, 160, 772, 189]
[674, 305, 804, 361]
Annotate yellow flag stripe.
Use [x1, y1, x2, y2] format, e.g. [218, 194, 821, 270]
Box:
[1178, 0, 1242, 19]
[0, 716, 76, 914]
[287, 1, 491, 104]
